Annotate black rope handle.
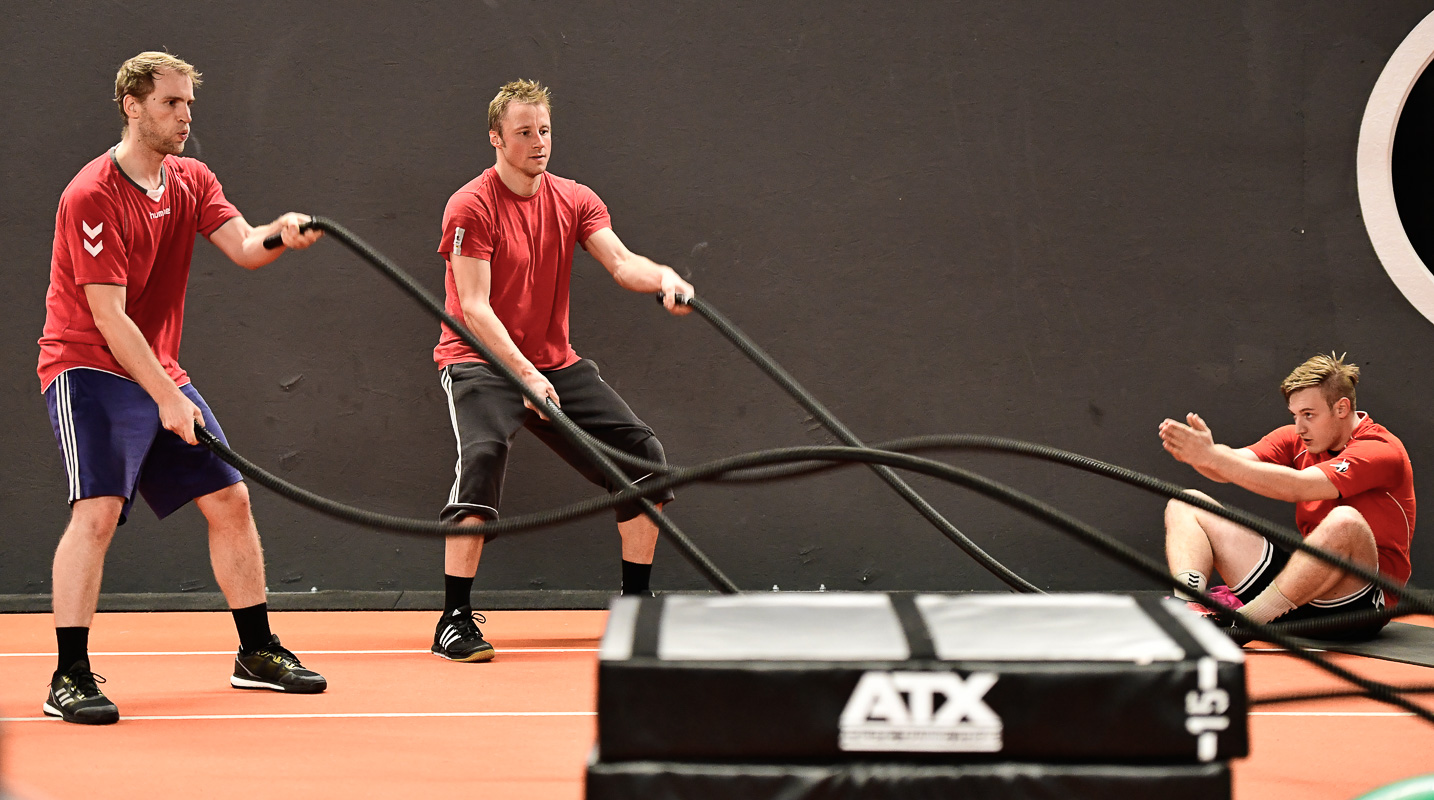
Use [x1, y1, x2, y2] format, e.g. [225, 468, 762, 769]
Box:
[261, 218, 316, 249]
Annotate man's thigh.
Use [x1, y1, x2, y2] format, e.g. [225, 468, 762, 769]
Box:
[439, 362, 530, 523]
[136, 382, 244, 520]
[528, 359, 673, 502]
[1177, 493, 1272, 592]
[45, 368, 162, 525]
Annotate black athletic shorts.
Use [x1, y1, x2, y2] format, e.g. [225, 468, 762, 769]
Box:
[439, 358, 673, 526]
[1230, 539, 1389, 641]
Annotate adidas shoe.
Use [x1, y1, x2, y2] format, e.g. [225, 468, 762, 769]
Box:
[433, 606, 496, 662]
[43, 659, 119, 725]
[231, 635, 327, 693]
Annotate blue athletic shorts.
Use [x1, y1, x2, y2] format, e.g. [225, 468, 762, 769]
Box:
[44, 368, 243, 525]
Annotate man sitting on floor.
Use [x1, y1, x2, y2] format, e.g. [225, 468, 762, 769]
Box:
[1159, 353, 1414, 640]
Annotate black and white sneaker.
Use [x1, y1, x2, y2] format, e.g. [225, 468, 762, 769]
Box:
[43, 659, 119, 725]
[432, 606, 497, 662]
[231, 635, 327, 693]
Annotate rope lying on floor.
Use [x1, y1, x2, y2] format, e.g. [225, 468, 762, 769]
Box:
[221, 216, 1432, 720]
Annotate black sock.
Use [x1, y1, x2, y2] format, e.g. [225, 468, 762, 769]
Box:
[56, 627, 89, 673]
[620, 560, 652, 595]
[445, 574, 474, 614]
[231, 603, 273, 654]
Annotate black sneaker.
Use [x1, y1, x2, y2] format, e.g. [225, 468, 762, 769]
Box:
[1213, 616, 1256, 647]
[231, 635, 327, 693]
[43, 660, 119, 725]
[432, 606, 496, 662]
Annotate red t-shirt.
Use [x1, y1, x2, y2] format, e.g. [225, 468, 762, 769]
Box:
[433, 168, 611, 370]
[1246, 413, 1415, 587]
[37, 149, 240, 391]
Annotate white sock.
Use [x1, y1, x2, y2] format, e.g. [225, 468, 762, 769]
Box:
[1173, 570, 1208, 601]
[1239, 583, 1297, 624]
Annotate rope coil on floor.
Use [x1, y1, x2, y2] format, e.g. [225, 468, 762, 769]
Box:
[212, 217, 1432, 720]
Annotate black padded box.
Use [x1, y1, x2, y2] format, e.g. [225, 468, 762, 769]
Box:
[596, 592, 1247, 763]
[586, 755, 1232, 800]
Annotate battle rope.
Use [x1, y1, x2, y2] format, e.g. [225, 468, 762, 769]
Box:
[236, 218, 1434, 720]
[259, 217, 738, 594]
[201, 428, 1434, 722]
[672, 295, 1040, 593]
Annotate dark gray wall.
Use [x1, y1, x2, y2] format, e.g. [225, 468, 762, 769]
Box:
[4, 1, 1433, 598]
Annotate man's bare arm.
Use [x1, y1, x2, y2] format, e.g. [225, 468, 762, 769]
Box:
[84, 283, 203, 444]
[208, 212, 322, 269]
[450, 253, 559, 416]
[1160, 412, 1338, 501]
[583, 227, 693, 315]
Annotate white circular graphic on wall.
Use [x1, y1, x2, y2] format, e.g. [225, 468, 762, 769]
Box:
[1359, 10, 1434, 324]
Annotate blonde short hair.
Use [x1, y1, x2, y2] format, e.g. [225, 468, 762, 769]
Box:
[1280, 352, 1360, 410]
[114, 51, 202, 131]
[488, 79, 551, 134]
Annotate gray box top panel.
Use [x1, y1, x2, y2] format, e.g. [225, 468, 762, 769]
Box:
[916, 594, 1187, 663]
[1162, 597, 1246, 664]
[599, 596, 641, 662]
[658, 593, 910, 661]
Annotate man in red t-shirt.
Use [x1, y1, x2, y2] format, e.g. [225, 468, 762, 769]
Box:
[429, 79, 694, 662]
[36, 52, 328, 724]
[1160, 353, 1414, 641]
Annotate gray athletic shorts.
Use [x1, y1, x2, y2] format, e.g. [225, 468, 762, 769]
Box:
[439, 358, 673, 525]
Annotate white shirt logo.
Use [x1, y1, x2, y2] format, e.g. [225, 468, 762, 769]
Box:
[81, 221, 103, 257]
[838, 670, 1003, 752]
[453, 226, 465, 254]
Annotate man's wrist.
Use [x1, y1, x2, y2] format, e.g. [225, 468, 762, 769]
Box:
[1198, 445, 1234, 478]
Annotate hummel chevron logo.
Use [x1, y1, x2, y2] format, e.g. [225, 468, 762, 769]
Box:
[81, 221, 104, 257]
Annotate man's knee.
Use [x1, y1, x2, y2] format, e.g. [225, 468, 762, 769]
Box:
[1165, 489, 1215, 525]
[626, 434, 666, 473]
[200, 482, 254, 526]
[64, 498, 123, 546]
[1308, 506, 1375, 552]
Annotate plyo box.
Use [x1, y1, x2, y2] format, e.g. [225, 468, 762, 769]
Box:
[595, 592, 1248, 764]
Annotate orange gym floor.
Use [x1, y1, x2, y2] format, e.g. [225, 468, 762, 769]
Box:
[0, 611, 1431, 799]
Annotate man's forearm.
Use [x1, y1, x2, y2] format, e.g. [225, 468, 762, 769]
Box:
[1191, 462, 1231, 483]
[93, 312, 186, 405]
[608, 253, 668, 293]
[227, 219, 286, 270]
[1202, 448, 1328, 502]
[459, 303, 541, 379]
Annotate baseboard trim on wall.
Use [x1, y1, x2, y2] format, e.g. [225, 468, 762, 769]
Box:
[0, 589, 641, 613]
[0, 589, 1167, 614]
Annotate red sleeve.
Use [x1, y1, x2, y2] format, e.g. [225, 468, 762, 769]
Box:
[194, 162, 240, 237]
[1316, 437, 1405, 498]
[1246, 425, 1300, 466]
[439, 192, 494, 261]
[62, 187, 130, 286]
[574, 182, 611, 242]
